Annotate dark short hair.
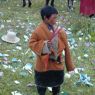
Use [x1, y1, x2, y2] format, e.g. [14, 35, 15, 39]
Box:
[40, 6, 58, 20]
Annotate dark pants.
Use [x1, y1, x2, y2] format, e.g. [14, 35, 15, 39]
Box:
[45, 0, 55, 7]
[67, 0, 74, 9]
[22, 0, 32, 7]
[37, 86, 60, 95]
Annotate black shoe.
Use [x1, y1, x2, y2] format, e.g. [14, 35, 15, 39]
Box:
[51, 4, 54, 7]
[28, 2, 32, 7]
[22, 3, 26, 7]
[89, 14, 94, 18]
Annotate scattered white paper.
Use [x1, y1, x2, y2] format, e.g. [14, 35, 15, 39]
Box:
[11, 91, 22, 95]
[23, 63, 32, 70]
[84, 54, 89, 58]
[14, 80, 20, 84]
[16, 46, 22, 50]
[0, 72, 4, 78]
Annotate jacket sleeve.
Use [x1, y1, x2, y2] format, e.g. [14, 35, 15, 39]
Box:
[29, 31, 45, 56]
[60, 30, 75, 71]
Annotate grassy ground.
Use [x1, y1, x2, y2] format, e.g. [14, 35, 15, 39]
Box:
[0, 0, 95, 95]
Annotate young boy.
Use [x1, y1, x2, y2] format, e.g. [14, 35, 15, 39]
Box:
[29, 6, 75, 95]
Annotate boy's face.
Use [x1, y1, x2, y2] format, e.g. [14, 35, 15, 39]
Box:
[45, 14, 57, 25]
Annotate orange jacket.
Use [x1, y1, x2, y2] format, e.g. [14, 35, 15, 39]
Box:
[29, 22, 75, 72]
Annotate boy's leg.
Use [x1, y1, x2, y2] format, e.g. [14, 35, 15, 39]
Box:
[71, 0, 74, 8]
[28, 0, 32, 7]
[37, 86, 47, 95]
[46, 0, 50, 6]
[22, 0, 26, 7]
[52, 86, 60, 95]
[68, 0, 71, 9]
[68, 0, 74, 10]
[51, 0, 54, 7]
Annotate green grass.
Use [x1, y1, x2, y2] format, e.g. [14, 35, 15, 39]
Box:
[0, 0, 95, 95]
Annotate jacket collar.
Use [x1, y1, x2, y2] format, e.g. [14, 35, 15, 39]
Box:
[40, 21, 51, 32]
[39, 21, 53, 39]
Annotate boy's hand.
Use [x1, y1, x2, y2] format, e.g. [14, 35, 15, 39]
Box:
[68, 68, 79, 75]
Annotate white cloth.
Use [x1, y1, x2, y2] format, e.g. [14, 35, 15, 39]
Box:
[42, 41, 51, 54]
